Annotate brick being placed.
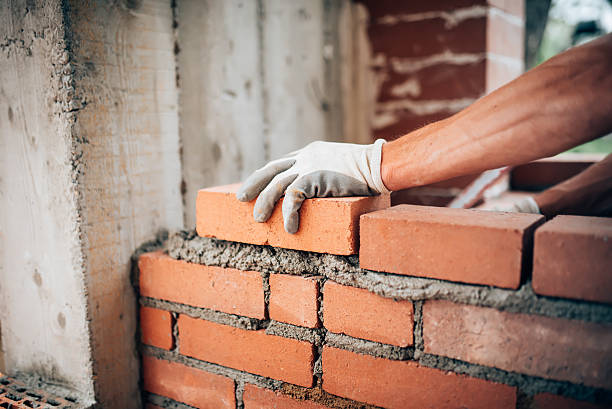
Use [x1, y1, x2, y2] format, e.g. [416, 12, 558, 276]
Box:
[533, 215, 612, 304]
[196, 184, 390, 255]
[360, 204, 544, 288]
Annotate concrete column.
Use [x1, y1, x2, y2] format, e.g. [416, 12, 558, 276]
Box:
[1, 0, 182, 407]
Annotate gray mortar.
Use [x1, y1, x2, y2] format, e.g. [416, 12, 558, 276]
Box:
[235, 380, 245, 409]
[140, 297, 263, 331]
[142, 345, 282, 390]
[412, 300, 424, 359]
[265, 321, 323, 344]
[167, 231, 612, 324]
[147, 392, 197, 409]
[325, 332, 412, 361]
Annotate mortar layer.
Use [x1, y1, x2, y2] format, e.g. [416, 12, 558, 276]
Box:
[167, 231, 612, 323]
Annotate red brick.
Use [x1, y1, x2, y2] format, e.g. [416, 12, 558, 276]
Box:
[423, 300, 612, 389]
[360, 205, 543, 288]
[359, 0, 489, 19]
[269, 274, 320, 328]
[379, 61, 486, 102]
[139, 251, 264, 319]
[322, 347, 516, 409]
[178, 315, 314, 387]
[140, 306, 173, 350]
[486, 10, 524, 59]
[142, 355, 235, 408]
[511, 155, 602, 190]
[368, 18, 487, 59]
[533, 216, 612, 304]
[196, 184, 389, 255]
[533, 393, 607, 409]
[243, 384, 329, 409]
[373, 111, 453, 139]
[145, 404, 164, 409]
[323, 282, 413, 346]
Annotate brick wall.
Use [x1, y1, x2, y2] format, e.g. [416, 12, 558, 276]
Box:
[359, 0, 525, 140]
[134, 184, 612, 409]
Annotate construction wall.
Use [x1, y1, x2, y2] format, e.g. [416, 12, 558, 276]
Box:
[137, 186, 612, 409]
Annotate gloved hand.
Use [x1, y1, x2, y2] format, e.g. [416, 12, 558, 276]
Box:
[236, 139, 390, 234]
[480, 195, 541, 214]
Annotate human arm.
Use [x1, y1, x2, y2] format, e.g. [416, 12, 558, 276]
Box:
[381, 33, 612, 191]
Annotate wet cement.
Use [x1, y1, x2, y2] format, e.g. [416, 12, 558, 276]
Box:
[167, 230, 612, 324]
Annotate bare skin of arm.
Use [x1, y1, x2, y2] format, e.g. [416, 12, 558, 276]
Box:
[535, 153, 612, 217]
[381, 33, 612, 191]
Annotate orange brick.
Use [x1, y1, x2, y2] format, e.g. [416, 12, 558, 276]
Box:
[360, 205, 543, 288]
[323, 282, 413, 346]
[196, 184, 389, 255]
[243, 384, 330, 409]
[533, 393, 607, 409]
[139, 251, 264, 319]
[269, 274, 320, 328]
[533, 216, 612, 304]
[423, 300, 612, 389]
[322, 347, 516, 409]
[140, 306, 173, 350]
[178, 315, 314, 387]
[142, 355, 235, 408]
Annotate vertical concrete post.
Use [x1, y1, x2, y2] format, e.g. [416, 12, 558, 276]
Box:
[1, 0, 182, 407]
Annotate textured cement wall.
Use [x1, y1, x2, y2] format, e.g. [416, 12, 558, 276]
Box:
[0, 0, 95, 404]
[177, 0, 374, 227]
[1, 0, 182, 406]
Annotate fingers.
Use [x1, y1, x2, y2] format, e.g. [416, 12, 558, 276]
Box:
[253, 172, 298, 223]
[282, 178, 311, 234]
[236, 159, 296, 202]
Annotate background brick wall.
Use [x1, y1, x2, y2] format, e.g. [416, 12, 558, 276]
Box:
[358, 0, 525, 140]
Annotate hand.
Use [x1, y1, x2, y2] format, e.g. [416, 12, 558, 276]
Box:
[478, 195, 541, 214]
[236, 139, 390, 233]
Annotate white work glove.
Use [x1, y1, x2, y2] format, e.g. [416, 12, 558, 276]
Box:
[236, 139, 390, 234]
[482, 196, 541, 214]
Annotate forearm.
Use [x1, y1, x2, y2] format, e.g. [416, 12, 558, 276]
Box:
[535, 154, 612, 217]
[381, 33, 612, 191]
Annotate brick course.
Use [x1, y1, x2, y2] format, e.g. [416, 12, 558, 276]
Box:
[139, 251, 265, 319]
[142, 356, 235, 409]
[533, 215, 612, 304]
[533, 393, 607, 409]
[178, 315, 315, 387]
[323, 281, 413, 346]
[423, 300, 612, 389]
[322, 347, 516, 409]
[269, 274, 320, 328]
[360, 205, 543, 288]
[196, 184, 389, 255]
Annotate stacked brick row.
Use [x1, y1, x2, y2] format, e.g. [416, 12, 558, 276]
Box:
[137, 184, 612, 409]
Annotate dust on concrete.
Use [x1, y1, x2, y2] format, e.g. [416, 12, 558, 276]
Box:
[167, 230, 612, 324]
